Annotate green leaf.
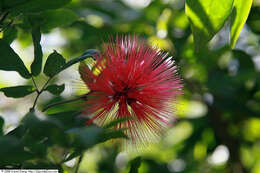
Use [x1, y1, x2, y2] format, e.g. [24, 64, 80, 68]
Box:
[45, 49, 99, 78]
[59, 49, 99, 73]
[41, 9, 78, 32]
[3, 26, 18, 44]
[47, 111, 83, 130]
[22, 133, 47, 157]
[22, 111, 69, 147]
[64, 128, 127, 162]
[68, 126, 128, 151]
[0, 116, 4, 136]
[0, 85, 35, 98]
[0, 136, 34, 165]
[44, 50, 66, 77]
[68, 126, 104, 150]
[63, 150, 82, 162]
[7, 0, 71, 14]
[30, 26, 43, 76]
[45, 84, 65, 95]
[230, 0, 253, 48]
[129, 157, 142, 173]
[6, 125, 26, 138]
[185, 0, 234, 50]
[0, 39, 31, 78]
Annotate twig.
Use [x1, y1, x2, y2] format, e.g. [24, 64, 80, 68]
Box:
[31, 78, 52, 110]
[75, 154, 83, 173]
[0, 19, 13, 32]
[31, 76, 39, 93]
[0, 11, 8, 26]
[32, 93, 41, 110]
[42, 95, 87, 112]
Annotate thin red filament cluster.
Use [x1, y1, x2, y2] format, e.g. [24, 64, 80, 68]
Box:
[79, 36, 183, 144]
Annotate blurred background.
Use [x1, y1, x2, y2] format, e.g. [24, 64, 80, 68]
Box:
[0, 0, 260, 172]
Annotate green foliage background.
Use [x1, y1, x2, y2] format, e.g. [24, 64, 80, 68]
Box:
[0, 0, 260, 173]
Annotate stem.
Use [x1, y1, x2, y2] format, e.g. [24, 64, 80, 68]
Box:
[31, 76, 39, 93]
[42, 95, 86, 112]
[0, 19, 13, 32]
[31, 77, 52, 110]
[75, 154, 83, 173]
[41, 78, 52, 92]
[0, 11, 8, 26]
[32, 94, 40, 109]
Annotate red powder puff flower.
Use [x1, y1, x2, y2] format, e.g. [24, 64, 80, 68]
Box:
[79, 36, 183, 144]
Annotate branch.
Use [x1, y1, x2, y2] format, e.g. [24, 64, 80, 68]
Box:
[42, 95, 87, 112]
[75, 154, 83, 173]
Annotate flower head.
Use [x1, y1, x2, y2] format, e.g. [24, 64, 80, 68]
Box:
[79, 36, 183, 144]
